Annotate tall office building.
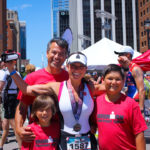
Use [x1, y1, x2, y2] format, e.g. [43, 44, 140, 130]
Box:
[20, 22, 26, 59]
[69, 0, 139, 52]
[138, 0, 150, 53]
[7, 10, 20, 54]
[0, 0, 7, 55]
[7, 9, 21, 71]
[51, 0, 69, 38]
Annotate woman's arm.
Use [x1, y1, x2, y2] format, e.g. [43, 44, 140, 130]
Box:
[6, 60, 60, 96]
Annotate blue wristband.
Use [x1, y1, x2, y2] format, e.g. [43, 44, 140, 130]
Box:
[10, 70, 16, 76]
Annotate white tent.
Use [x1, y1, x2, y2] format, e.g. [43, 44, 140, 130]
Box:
[82, 38, 141, 70]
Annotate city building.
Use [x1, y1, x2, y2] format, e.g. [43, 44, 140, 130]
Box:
[138, 0, 150, 53]
[20, 21, 26, 59]
[0, 0, 7, 55]
[7, 9, 21, 71]
[69, 0, 139, 52]
[51, 0, 69, 38]
[20, 21, 29, 70]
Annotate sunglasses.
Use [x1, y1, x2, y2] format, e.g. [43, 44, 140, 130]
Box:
[70, 64, 86, 70]
[118, 53, 127, 56]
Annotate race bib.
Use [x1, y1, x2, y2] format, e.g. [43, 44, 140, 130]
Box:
[67, 135, 91, 150]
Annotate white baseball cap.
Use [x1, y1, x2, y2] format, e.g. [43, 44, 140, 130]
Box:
[114, 46, 134, 56]
[67, 52, 87, 66]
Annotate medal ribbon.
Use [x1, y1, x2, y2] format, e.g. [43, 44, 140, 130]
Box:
[67, 80, 84, 121]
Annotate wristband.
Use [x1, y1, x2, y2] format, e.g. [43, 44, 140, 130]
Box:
[10, 70, 16, 76]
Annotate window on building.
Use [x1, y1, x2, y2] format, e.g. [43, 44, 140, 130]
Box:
[144, 41, 146, 46]
[141, 21, 143, 26]
[143, 10, 145, 15]
[11, 13, 13, 19]
[140, 2, 142, 7]
[8, 13, 10, 19]
[141, 32, 143, 36]
[147, 7, 149, 13]
[142, 42, 144, 47]
[141, 12, 143, 16]
[143, 0, 145, 5]
[144, 31, 146, 35]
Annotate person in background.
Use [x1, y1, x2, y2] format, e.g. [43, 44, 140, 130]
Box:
[0, 56, 21, 149]
[0, 59, 5, 132]
[92, 71, 101, 84]
[114, 46, 145, 114]
[15, 37, 69, 143]
[95, 64, 147, 150]
[23, 64, 36, 80]
[23, 64, 36, 121]
[6, 51, 105, 150]
[21, 90, 59, 150]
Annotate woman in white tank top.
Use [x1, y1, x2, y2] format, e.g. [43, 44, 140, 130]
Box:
[7, 52, 105, 150]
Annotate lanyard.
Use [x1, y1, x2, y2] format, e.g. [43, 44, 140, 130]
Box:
[67, 80, 84, 121]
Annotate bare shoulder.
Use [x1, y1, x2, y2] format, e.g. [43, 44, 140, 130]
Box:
[132, 66, 143, 77]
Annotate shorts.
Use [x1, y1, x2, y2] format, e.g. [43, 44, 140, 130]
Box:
[58, 130, 97, 150]
[3, 94, 19, 119]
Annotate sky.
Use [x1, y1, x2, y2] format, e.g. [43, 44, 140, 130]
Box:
[7, 0, 52, 68]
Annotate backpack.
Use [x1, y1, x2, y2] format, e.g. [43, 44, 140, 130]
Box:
[3, 75, 12, 101]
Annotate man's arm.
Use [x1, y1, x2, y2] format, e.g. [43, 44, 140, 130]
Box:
[15, 101, 35, 142]
[132, 67, 145, 110]
[135, 132, 146, 150]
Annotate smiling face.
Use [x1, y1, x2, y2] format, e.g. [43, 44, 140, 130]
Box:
[104, 71, 124, 96]
[35, 106, 53, 127]
[47, 42, 67, 70]
[67, 62, 87, 81]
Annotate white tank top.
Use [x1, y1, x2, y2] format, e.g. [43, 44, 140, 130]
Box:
[58, 81, 94, 134]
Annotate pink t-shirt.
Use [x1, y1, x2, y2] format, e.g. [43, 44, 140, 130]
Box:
[96, 93, 147, 150]
[17, 68, 69, 105]
[21, 121, 59, 150]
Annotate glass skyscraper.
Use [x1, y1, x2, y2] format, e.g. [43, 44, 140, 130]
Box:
[20, 22, 26, 59]
[52, 0, 69, 37]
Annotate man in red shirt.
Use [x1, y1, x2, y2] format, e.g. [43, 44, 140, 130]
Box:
[15, 38, 69, 142]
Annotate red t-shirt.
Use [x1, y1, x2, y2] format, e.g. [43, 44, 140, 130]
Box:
[17, 68, 69, 105]
[21, 121, 60, 150]
[96, 93, 147, 150]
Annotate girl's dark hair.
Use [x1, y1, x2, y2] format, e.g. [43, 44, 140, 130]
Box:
[31, 88, 58, 122]
[103, 64, 125, 79]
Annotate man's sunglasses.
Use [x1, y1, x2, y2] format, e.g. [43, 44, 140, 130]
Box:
[118, 53, 127, 56]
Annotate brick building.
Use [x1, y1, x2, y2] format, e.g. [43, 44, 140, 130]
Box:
[0, 0, 7, 55]
[138, 0, 150, 52]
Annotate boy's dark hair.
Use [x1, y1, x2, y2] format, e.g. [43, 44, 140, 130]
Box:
[47, 37, 68, 55]
[31, 88, 58, 122]
[103, 64, 125, 79]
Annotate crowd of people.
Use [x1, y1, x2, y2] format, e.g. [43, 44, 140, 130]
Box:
[0, 37, 149, 150]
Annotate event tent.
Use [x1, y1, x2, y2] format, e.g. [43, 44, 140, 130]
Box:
[132, 49, 150, 72]
[82, 38, 141, 70]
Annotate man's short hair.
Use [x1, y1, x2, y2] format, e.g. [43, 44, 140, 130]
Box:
[47, 37, 68, 55]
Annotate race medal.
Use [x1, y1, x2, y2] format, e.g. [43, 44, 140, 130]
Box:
[73, 123, 81, 132]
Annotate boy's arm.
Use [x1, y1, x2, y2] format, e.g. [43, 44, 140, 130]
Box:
[135, 132, 146, 150]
